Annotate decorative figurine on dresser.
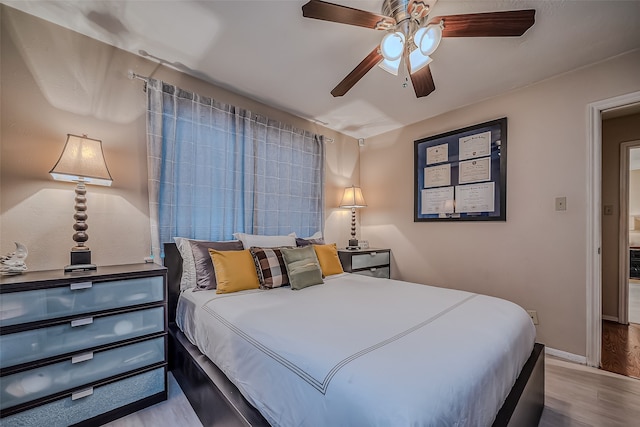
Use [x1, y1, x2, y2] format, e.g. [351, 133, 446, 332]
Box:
[0, 242, 28, 276]
[0, 263, 168, 427]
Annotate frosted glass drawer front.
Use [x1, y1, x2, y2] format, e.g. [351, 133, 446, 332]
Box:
[0, 337, 164, 410]
[0, 275, 164, 327]
[352, 252, 390, 270]
[0, 307, 164, 369]
[0, 367, 165, 427]
[355, 266, 390, 279]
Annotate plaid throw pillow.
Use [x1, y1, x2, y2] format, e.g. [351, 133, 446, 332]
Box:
[250, 247, 290, 289]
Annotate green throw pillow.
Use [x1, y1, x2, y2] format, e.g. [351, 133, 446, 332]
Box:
[280, 246, 324, 290]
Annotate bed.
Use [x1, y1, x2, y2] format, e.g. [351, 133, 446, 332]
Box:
[164, 242, 544, 426]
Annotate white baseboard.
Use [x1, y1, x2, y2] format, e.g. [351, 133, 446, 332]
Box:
[602, 315, 619, 322]
[545, 347, 587, 365]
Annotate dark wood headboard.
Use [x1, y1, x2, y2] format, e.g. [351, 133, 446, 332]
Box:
[163, 242, 182, 324]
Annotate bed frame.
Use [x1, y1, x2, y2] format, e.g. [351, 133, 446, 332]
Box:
[164, 242, 545, 427]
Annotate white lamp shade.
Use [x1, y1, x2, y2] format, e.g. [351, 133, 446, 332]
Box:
[414, 24, 442, 56]
[50, 134, 113, 186]
[339, 185, 367, 208]
[409, 48, 433, 74]
[378, 57, 402, 75]
[380, 31, 405, 61]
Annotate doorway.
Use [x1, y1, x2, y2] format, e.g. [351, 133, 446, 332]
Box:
[627, 146, 640, 324]
[601, 138, 640, 379]
[586, 91, 640, 369]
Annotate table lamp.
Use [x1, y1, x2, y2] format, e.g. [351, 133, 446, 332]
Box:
[50, 134, 113, 271]
[339, 185, 367, 250]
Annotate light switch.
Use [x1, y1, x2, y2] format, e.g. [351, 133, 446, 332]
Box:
[555, 197, 567, 211]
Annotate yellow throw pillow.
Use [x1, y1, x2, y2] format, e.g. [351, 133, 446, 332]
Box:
[209, 249, 260, 294]
[313, 243, 344, 277]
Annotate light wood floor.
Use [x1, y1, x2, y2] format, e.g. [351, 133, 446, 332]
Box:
[103, 358, 640, 426]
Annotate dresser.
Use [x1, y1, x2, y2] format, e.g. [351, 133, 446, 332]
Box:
[338, 248, 391, 279]
[0, 263, 168, 427]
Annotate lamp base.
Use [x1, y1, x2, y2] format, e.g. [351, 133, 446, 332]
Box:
[346, 239, 360, 250]
[64, 263, 97, 272]
[65, 249, 97, 272]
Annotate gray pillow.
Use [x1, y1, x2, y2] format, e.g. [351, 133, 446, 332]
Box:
[280, 246, 324, 290]
[295, 237, 326, 247]
[189, 240, 244, 291]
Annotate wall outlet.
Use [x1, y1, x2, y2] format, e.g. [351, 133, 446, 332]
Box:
[555, 197, 567, 211]
[526, 310, 539, 325]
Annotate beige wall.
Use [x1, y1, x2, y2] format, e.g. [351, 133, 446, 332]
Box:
[0, 6, 359, 270]
[601, 114, 640, 318]
[360, 50, 640, 356]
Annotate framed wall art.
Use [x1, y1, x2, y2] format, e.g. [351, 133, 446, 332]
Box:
[414, 117, 507, 222]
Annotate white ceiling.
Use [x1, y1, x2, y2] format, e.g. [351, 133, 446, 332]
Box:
[4, 0, 640, 139]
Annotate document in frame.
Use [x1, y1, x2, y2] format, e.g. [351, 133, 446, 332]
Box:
[424, 163, 451, 188]
[459, 131, 491, 161]
[458, 157, 491, 185]
[421, 187, 455, 215]
[426, 143, 448, 165]
[455, 182, 495, 213]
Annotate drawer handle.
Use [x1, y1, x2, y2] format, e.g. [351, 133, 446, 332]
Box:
[72, 387, 94, 401]
[370, 267, 377, 271]
[71, 317, 93, 327]
[70, 281, 92, 290]
[370, 252, 377, 256]
[72, 352, 94, 364]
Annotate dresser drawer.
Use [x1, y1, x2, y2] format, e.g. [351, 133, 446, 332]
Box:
[354, 266, 390, 279]
[0, 367, 165, 427]
[0, 276, 164, 327]
[351, 251, 390, 270]
[0, 307, 165, 370]
[0, 337, 164, 410]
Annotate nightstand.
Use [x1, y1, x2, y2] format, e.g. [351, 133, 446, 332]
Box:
[0, 263, 168, 427]
[338, 248, 391, 279]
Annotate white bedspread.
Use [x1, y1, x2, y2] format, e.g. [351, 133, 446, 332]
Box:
[177, 273, 535, 427]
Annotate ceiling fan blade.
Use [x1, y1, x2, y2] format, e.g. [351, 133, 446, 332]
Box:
[331, 46, 383, 97]
[430, 9, 535, 37]
[410, 64, 436, 98]
[302, 0, 396, 30]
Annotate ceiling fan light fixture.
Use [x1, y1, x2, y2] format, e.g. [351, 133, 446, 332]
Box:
[378, 57, 402, 75]
[409, 49, 432, 74]
[380, 31, 405, 61]
[414, 24, 442, 56]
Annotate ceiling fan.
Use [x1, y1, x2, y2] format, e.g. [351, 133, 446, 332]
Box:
[302, 0, 535, 98]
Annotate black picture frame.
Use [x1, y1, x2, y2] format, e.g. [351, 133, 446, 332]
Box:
[414, 117, 507, 222]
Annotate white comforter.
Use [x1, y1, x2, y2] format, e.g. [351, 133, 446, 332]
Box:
[177, 273, 535, 427]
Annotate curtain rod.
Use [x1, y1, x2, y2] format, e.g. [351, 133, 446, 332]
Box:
[128, 70, 149, 82]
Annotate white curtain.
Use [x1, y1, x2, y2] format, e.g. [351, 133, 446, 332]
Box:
[146, 79, 324, 261]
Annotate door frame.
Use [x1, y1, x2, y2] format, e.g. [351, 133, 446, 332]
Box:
[587, 90, 640, 368]
[619, 140, 640, 325]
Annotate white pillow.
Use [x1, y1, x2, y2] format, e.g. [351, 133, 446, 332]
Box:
[174, 237, 197, 291]
[305, 231, 323, 240]
[232, 232, 296, 249]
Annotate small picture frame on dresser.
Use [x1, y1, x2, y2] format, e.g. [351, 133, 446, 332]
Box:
[359, 240, 369, 249]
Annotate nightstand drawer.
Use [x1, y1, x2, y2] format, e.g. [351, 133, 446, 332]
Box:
[354, 267, 390, 279]
[0, 367, 165, 427]
[0, 336, 164, 410]
[352, 251, 390, 270]
[0, 307, 165, 370]
[0, 276, 164, 327]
